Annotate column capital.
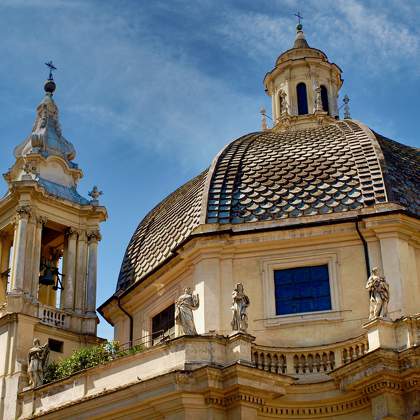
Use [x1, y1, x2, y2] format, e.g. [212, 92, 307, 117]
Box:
[36, 215, 48, 227]
[87, 230, 101, 243]
[65, 227, 78, 239]
[16, 205, 32, 220]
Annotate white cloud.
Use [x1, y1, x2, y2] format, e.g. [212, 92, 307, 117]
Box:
[0, 1, 260, 171]
[213, 0, 419, 75]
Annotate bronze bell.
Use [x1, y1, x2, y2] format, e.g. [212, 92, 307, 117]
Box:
[39, 270, 56, 286]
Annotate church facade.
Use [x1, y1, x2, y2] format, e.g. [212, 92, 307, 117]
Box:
[1, 23, 420, 420]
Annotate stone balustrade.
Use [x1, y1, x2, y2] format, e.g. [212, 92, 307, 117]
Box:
[38, 305, 68, 328]
[252, 335, 369, 381]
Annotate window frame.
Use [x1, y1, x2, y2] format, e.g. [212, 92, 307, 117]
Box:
[274, 264, 332, 315]
[151, 303, 175, 344]
[261, 252, 342, 327]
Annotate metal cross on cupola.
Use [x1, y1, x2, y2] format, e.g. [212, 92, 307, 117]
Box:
[294, 11, 303, 26]
[45, 60, 57, 80]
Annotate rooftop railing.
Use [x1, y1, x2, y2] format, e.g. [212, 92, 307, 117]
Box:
[252, 334, 369, 382]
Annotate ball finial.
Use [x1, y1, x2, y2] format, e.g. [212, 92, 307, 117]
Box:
[44, 79, 56, 94]
[44, 61, 57, 95]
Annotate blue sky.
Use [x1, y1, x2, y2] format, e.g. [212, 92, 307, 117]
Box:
[0, 0, 418, 339]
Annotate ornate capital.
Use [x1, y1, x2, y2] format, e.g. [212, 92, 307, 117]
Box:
[36, 216, 48, 227]
[16, 205, 32, 220]
[87, 230, 101, 243]
[65, 227, 78, 239]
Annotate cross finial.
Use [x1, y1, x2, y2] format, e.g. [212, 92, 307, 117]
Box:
[294, 11, 303, 26]
[45, 60, 57, 81]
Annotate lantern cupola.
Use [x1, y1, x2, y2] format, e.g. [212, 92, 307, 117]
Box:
[263, 22, 343, 130]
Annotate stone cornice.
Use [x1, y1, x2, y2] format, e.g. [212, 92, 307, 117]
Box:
[330, 347, 420, 396]
[6, 181, 108, 221]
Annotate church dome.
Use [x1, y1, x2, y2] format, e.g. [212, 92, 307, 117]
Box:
[116, 120, 419, 292]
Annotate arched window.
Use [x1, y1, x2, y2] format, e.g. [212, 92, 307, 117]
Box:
[296, 83, 308, 115]
[320, 85, 329, 114]
[278, 92, 283, 115]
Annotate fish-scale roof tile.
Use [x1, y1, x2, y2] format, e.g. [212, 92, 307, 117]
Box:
[116, 121, 419, 293]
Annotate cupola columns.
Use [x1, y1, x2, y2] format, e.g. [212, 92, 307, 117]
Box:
[263, 23, 343, 129]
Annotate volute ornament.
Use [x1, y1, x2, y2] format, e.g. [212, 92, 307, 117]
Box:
[175, 287, 199, 335]
[366, 267, 390, 320]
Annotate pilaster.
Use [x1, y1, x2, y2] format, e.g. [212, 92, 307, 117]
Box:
[63, 228, 78, 311]
[10, 206, 31, 293]
[86, 230, 100, 315]
[30, 216, 46, 301]
[22, 213, 36, 297]
[75, 231, 88, 314]
[193, 256, 221, 334]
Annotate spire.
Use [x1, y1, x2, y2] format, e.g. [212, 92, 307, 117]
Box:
[13, 62, 76, 163]
[292, 11, 309, 49]
[293, 23, 310, 49]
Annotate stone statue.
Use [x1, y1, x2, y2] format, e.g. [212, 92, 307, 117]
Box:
[175, 288, 199, 335]
[27, 338, 49, 388]
[366, 267, 390, 320]
[231, 283, 250, 332]
[315, 86, 323, 112]
[279, 89, 288, 116]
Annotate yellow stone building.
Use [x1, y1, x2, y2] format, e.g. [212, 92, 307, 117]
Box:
[1, 24, 420, 420]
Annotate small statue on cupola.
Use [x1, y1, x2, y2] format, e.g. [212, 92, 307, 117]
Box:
[366, 267, 390, 320]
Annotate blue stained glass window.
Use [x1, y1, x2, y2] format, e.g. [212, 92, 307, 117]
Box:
[274, 265, 332, 315]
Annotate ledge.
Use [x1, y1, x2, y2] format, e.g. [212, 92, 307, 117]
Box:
[19, 333, 293, 419]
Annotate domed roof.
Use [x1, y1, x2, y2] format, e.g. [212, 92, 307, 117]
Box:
[116, 120, 419, 292]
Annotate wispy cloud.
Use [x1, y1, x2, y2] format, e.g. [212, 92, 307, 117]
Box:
[0, 1, 260, 171]
[212, 0, 419, 76]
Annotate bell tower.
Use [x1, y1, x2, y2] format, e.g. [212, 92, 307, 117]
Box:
[0, 68, 106, 419]
[263, 22, 343, 130]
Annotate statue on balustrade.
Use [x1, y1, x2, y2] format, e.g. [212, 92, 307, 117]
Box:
[366, 267, 390, 320]
[27, 338, 49, 388]
[231, 283, 250, 333]
[175, 287, 199, 335]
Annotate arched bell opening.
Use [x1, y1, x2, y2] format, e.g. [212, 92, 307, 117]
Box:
[38, 223, 65, 308]
[320, 85, 329, 114]
[296, 82, 308, 115]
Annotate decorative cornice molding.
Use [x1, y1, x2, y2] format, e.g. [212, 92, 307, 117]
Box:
[260, 395, 370, 418]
